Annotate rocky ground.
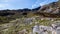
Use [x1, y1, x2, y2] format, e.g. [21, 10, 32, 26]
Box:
[0, 16, 60, 34]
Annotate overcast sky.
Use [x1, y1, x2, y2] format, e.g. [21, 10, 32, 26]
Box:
[0, 0, 58, 10]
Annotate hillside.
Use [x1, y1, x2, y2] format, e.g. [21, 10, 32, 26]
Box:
[36, 1, 60, 18]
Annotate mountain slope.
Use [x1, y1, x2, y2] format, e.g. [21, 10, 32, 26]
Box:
[36, 1, 60, 18]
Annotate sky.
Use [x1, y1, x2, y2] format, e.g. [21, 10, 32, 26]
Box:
[0, 0, 58, 10]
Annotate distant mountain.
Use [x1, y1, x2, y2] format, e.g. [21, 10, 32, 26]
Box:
[0, 1, 60, 18]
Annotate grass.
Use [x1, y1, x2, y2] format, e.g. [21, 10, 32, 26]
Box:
[0, 16, 60, 34]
